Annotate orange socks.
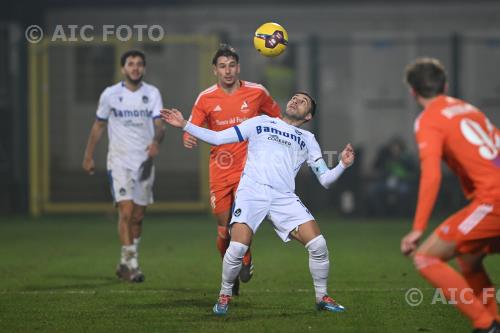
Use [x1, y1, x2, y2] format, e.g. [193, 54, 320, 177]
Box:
[414, 254, 496, 329]
[216, 226, 230, 258]
[457, 258, 499, 321]
[217, 226, 252, 267]
[242, 249, 252, 266]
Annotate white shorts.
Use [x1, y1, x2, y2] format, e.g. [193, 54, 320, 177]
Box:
[107, 163, 155, 206]
[230, 175, 314, 242]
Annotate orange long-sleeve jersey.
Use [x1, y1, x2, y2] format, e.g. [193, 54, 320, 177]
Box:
[185, 81, 281, 187]
[412, 95, 500, 231]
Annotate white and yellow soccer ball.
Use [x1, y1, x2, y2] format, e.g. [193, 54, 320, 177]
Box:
[253, 22, 288, 57]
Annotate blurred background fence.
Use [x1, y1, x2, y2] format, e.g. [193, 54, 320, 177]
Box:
[1, 1, 500, 217]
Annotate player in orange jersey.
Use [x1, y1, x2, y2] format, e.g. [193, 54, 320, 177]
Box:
[400, 58, 500, 333]
[184, 44, 281, 294]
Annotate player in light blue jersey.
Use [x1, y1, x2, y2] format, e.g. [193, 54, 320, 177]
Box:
[161, 92, 355, 315]
[83, 50, 165, 282]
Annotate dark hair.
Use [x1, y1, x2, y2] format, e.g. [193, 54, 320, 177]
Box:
[294, 91, 317, 118]
[120, 50, 146, 67]
[212, 44, 239, 65]
[405, 57, 446, 98]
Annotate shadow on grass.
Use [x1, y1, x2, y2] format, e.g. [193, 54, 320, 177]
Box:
[119, 296, 313, 323]
[46, 273, 118, 281]
[21, 273, 120, 291]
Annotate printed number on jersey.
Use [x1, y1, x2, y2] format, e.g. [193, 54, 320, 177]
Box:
[460, 118, 499, 161]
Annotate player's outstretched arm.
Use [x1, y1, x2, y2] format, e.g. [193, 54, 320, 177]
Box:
[82, 119, 106, 175]
[161, 109, 240, 146]
[310, 144, 355, 189]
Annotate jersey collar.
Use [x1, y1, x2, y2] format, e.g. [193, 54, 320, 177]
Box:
[121, 80, 144, 93]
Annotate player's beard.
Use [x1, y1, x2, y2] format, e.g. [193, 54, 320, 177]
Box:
[125, 73, 143, 86]
[284, 109, 306, 122]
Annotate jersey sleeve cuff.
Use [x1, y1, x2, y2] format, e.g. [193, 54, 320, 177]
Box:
[96, 116, 108, 121]
[412, 222, 426, 232]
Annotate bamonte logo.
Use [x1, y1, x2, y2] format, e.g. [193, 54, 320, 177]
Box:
[256, 125, 306, 149]
[111, 108, 153, 118]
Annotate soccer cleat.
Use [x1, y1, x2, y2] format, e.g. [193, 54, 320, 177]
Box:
[232, 278, 240, 296]
[316, 295, 345, 313]
[239, 251, 254, 283]
[213, 294, 231, 316]
[472, 321, 500, 333]
[115, 264, 130, 280]
[129, 268, 145, 283]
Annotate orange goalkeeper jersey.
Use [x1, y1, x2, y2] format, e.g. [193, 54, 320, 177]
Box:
[185, 81, 281, 186]
[413, 95, 500, 231]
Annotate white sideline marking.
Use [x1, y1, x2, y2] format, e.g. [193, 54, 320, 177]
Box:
[0, 288, 434, 295]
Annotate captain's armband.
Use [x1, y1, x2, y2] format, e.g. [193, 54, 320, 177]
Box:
[310, 158, 328, 177]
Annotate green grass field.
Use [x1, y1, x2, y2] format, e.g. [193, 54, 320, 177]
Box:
[0, 214, 498, 333]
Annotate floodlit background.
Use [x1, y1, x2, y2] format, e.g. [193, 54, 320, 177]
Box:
[2, 0, 500, 217]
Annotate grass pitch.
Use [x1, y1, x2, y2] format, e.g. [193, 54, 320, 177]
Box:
[0, 214, 498, 333]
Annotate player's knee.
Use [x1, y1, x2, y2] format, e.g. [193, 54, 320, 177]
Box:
[119, 211, 133, 224]
[305, 235, 328, 260]
[225, 241, 248, 263]
[413, 253, 442, 272]
[133, 212, 144, 224]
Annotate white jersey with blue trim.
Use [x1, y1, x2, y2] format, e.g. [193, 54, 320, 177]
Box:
[96, 81, 163, 171]
[234, 115, 323, 193]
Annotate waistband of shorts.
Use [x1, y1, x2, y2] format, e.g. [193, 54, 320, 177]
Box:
[241, 173, 272, 189]
[241, 173, 295, 195]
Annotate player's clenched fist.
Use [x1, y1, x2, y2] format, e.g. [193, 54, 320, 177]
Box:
[340, 143, 355, 167]
[82, 156, 95, 175]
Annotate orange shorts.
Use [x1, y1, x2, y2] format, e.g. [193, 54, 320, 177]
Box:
[435, 200, 500, 254]
[210, 182, 239, 214]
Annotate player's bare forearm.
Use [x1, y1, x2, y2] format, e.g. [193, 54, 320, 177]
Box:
[83, 119, 106, 174]
[145, 120, 165, 158]
[83, 120, 105, 158]
[153, 119, 166, 144]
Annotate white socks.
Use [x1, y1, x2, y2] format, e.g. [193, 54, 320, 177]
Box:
[218, 237, 329, 300]
[220, 241, 248, 296]
[121, 244, 138, 269]
[305, 235, 329, 302]
[133, 237, 141, 249]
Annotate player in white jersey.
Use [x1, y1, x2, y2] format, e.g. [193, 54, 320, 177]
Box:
[82, 50, 165, 282]
[161, 92, 355, 315]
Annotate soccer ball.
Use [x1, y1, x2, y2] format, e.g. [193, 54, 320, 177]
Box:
[253, 22, 288, 57]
